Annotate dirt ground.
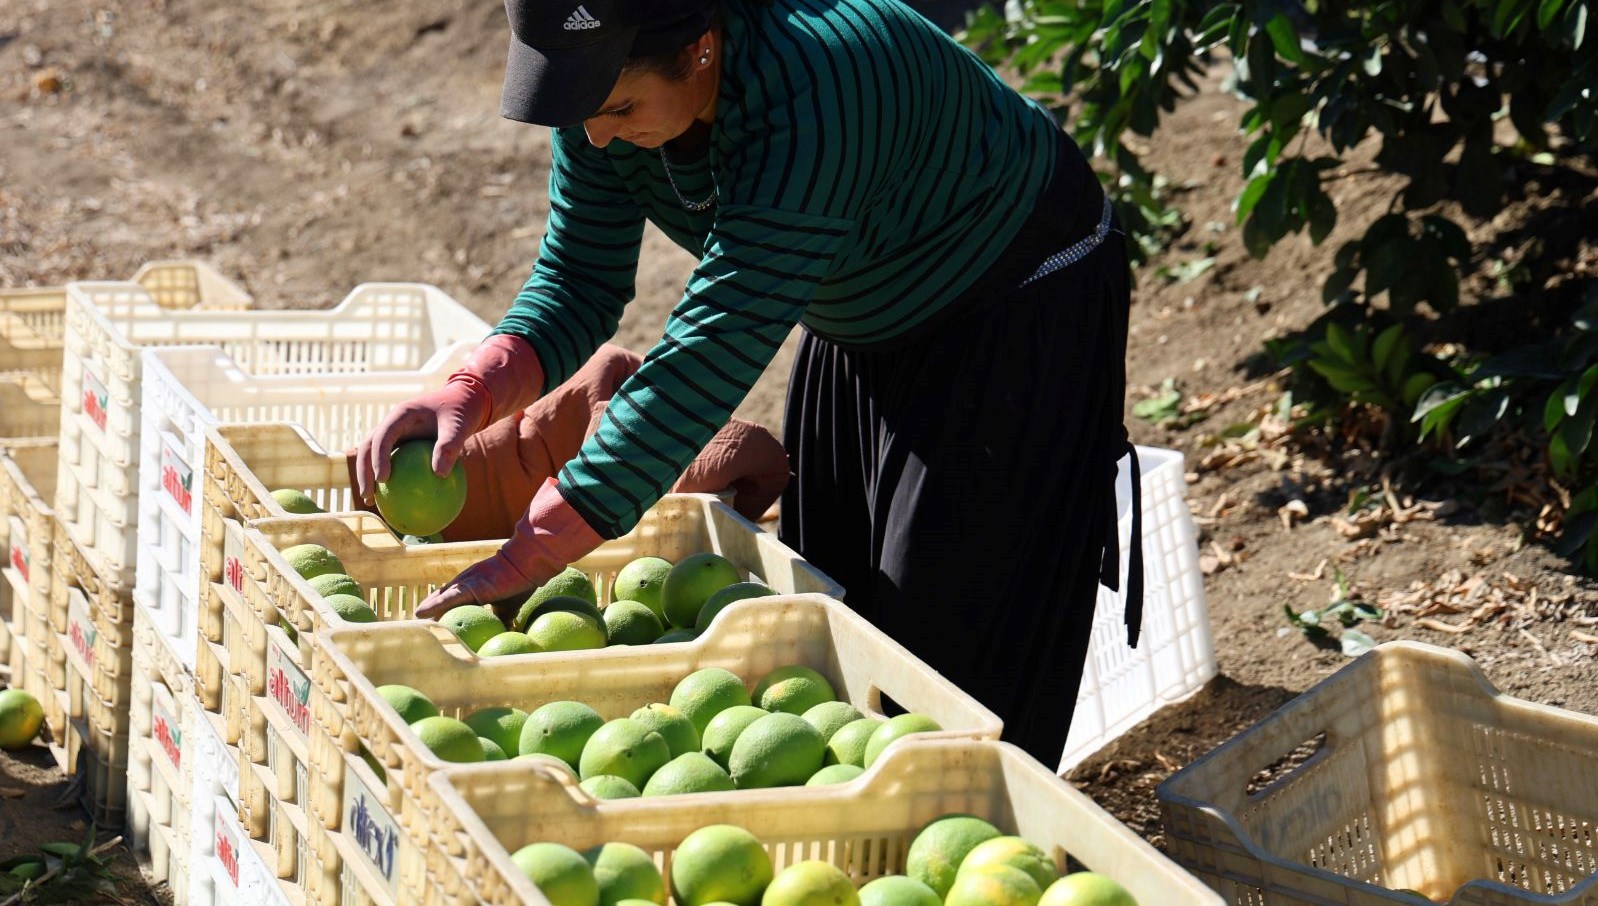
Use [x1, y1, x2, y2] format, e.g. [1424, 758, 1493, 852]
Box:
[4, 0, 1598, 898]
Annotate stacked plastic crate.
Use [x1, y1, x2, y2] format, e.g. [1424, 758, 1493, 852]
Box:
[94, 284, 489, 904]
[0, 262, 251, 813]
[36, 275, 484, 896]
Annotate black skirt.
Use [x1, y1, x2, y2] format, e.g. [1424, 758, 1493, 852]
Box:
[778, 160, 1137, 766]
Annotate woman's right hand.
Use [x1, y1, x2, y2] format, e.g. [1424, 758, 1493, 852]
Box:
[353, 334, 547, 505]
[353, 382, 492, 505]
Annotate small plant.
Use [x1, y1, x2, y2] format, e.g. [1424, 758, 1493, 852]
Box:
[1284, 568, 1384, 657]
[0, 827, 120, 905]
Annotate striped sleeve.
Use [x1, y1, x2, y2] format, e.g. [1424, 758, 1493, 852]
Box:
[492, 128, 646, 392]
[557, 204, 853, 537]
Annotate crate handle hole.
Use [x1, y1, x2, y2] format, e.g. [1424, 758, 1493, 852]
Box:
[1245, 731, 1328, 798]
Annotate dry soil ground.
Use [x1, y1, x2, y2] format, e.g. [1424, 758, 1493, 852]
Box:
[3, 0, 1598, 899]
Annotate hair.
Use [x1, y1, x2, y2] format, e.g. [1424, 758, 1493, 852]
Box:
[621, 7, 729, 81]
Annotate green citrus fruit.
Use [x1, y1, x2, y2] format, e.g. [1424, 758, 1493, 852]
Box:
[727, 712, 825, 789]
[585, 842, 667, 906]
[959, 837, 1058, 892]
[439, 604, 504, 652]
[377, 685, 437, 725]
[0, 689, 45, 749]
[945, 864, 1042, 906]
[753, 665, 836, 716]
[863, 714, 942, 768]
[858, 875, 941, 906]
[520, 701, 605, 767]
[603, 599, 665, 645]
[281, 543, 343, 580]
[694, 581, 771, 633]
[805, 763, 864, 786]
[375, 438, 468, 537]
[662, 553, 742, 629]
[668, 825, 772, 906]
[308, 572, 363, 599]
[464, 707, 529, 757]
[630, 703, 700, 758]
[324, 592, 377, 623]
[517, 752, 576, 776]
[641, 752, 735, 797]
[527, 610, 608, 651]
[610, 556, 673, 620]
[410, 716, 484, 763]
[580, 775, 642, 800]
[906, 815, 1002, 899]
[763, 861, 859, 906]
[270, 488, 323, 514]
[801, 701, 863, 744]
[824, 718, 884, 768]
[479, 737, 508, 761]
[700, 705, 768, 769]
[477, 630, 539, 657]
[1038, 872, 1139, 906]
[510, 842, 600, 906]
[578, 718, 672, 790]
[670, 667, 751, 738]
[654, 628, 699, 645]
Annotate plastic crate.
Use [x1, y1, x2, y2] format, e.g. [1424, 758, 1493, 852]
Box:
[0, 377, 61, 443]
[1058, 445, 1218, 774]
[1158, 641, 1598, 905]
[134, 345, 477, 676]
[422, 737, 1220, 906]
[1, 444, 57, 669]
[189, 684, 257, 906]
[127, 599, 194, 900]
[52, 279, 486, 591]
[314, 592, 1001, 853]
[0, 260, 252, 395]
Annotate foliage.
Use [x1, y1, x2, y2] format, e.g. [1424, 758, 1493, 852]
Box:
[0, 827, 119, 904]
[962, 0, 1598, 567]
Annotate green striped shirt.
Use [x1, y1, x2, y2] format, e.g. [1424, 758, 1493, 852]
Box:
[495, 0, 1061, 537]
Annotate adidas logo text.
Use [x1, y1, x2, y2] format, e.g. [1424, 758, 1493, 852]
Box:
[564, 5, 602, 29]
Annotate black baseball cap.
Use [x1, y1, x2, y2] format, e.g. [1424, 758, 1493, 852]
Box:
[501, 0, 717, 128]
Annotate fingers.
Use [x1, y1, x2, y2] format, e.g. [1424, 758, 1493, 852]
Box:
[416, 582, 475, 620]
[357, 405, 426, 504]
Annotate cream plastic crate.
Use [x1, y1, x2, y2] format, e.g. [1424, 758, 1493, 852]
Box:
[0, 377, 61, 443]
[52, 279, 486, 590]
[238, 623, 318, 902]
[127, 599, 194, 900]
[313, 593, 1001, 856]
[1, 259, 252, 394]
[1058, 445, 1217, 774]
[134, 344, 477, 676]
[230, 497, 845, 879]
[308, 748, 427, 906]
[1159, 641, 1598, 905]
[1, 444, 57, 670]
[424, 737, 1221, 906]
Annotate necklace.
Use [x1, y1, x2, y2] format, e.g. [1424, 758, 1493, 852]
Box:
[658, 146, 717, 213]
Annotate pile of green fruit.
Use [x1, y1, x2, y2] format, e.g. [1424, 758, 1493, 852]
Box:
[376, 665, 943, 794]
[439, 554, 774, 655]
[509, 814, 1138, 906]
[277, 541, 379, 643]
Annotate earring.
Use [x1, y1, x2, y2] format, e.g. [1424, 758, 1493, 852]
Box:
[699, 48, 711, 65]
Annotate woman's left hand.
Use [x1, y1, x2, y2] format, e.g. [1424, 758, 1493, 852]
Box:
[415, 478, 605, 623]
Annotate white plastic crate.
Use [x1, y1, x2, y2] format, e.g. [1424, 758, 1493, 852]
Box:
[127, 599, 194, 901]
[0, 377, 61, 443]
[53, 277, 487, 592]
[1, 444, 57, 676]
[1, 259, 252, 394]
[134, 343, 478, 674]
[1057, 445, 1217, 773]
[190, 692, 248, 906]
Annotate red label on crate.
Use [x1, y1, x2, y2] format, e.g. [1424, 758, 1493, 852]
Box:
[266, 639, 311, 739]
[153, 700, 182, 770]
[161, 441, 194, 514]
[82, 366, 109, 432]
[6, 516, 26, 586]
[67, 592, 96, 670]
[345, 769, 400, 887]
[223, 522, 245, 593]
[215, 814, 240, 887]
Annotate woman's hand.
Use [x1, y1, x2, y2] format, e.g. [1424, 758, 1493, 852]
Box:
[353, 334, 546, 505]
[415, 478, 605, 623]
